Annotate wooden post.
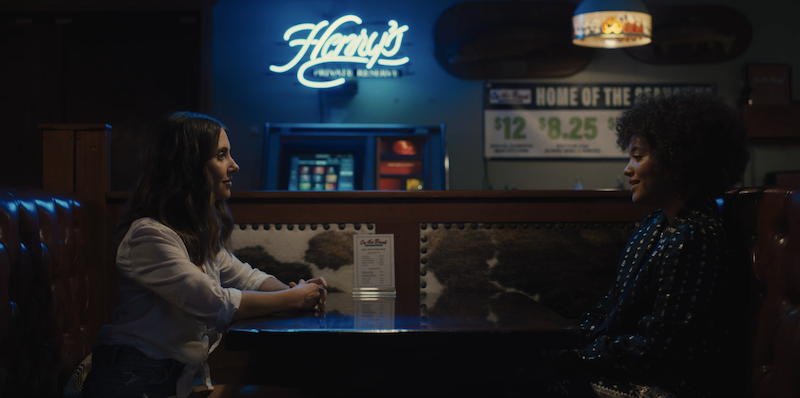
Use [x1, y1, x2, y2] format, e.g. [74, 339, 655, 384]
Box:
[41, 130, 76, 192]
[40, 123, 112, 345]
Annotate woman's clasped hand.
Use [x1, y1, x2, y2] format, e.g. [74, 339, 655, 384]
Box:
[288, 278, 328, 312]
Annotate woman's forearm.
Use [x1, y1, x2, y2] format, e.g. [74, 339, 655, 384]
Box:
[233, 281, 323, 321]
[234, 289, 302, 321]
[258, 276, 290, 292]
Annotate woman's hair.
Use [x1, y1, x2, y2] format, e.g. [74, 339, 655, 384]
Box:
[116, 111, 235, 265]
[616, 91, 750, 198]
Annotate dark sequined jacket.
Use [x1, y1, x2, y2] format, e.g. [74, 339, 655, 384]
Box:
[573, 196, 743, 396]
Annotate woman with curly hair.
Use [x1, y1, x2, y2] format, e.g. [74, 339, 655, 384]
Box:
[543, 92, 750, 398]
[82, 112, 327, 398]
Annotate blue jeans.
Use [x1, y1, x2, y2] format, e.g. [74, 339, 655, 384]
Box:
[82, 345, 185, 398]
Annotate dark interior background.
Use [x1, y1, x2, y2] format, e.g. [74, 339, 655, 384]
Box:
[2, 0, 799, 192]
[0, 6, 210, 191]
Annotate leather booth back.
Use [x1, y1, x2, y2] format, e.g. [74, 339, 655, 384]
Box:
[749, 187, 800, 397]
[723, 186, 800, 397]
[0, 186, 91, 397]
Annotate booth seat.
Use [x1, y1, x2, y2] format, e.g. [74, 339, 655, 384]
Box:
[3, 185, 800, 397]
[215, 187, 800, 397]
[0, 186, 306, 398]
[738, 187, 800, 397]
[0, 186, 92, 397]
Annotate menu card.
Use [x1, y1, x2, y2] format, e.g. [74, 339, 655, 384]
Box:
[352, 234, 396, 296]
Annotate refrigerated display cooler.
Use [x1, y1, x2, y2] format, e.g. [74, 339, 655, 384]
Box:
[262, 123, 447, 191]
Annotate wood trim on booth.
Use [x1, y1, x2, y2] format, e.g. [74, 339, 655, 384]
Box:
[41, 123, 112, 344]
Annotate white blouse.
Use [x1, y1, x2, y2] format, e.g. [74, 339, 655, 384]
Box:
[97, 218, 272, 397]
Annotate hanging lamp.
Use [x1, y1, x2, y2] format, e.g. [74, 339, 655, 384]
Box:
[572, 0, 652, 48]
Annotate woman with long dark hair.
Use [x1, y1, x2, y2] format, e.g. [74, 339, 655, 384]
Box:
[82, 112, 326, 398]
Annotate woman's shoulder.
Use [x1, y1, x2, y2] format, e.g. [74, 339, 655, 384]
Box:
[130, 217, 167, 232]
[639, 209, 666, 226]
[665, 200, 725, 249]
[126, 218, 181, 242]
[676, 199, 724, 231]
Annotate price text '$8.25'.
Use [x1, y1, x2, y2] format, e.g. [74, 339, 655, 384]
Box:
[494, 116, 617, 140]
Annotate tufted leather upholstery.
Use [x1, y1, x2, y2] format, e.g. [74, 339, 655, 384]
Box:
[0, 186, 92, 397]
[745, 187, 800, 398]
[721, 186, 800, 397]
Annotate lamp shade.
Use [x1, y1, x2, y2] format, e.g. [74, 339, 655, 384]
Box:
[572, 0, 652, 48]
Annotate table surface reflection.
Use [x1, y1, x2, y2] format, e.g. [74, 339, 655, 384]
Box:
[226, 292, 581, 350]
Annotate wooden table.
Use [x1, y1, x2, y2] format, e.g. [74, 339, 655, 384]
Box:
[226, 291, 581, 350]
[222, 292, 582, 396]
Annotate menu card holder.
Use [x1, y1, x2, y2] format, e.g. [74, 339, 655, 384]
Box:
[352, 234, 396, 297]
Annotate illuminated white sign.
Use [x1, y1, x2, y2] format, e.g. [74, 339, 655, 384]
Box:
[269, 15, 410, 89]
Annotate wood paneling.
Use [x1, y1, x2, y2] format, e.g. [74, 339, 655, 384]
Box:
[2, 5, 213, 190]
[42, 130, 75, 192]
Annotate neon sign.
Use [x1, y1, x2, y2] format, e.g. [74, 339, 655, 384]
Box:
[269, 15, 410, 89]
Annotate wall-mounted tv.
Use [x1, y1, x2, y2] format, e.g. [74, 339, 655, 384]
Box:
[263, 123, 447, 191]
